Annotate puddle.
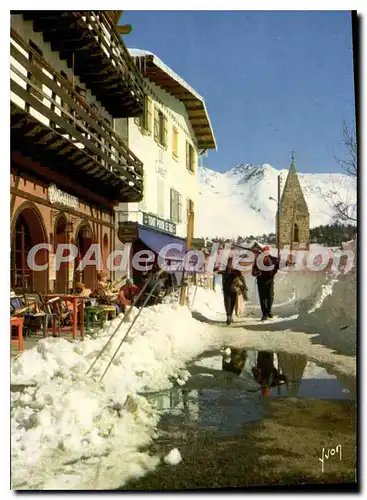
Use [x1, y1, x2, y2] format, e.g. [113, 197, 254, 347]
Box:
[142, 348, 355, 437]
[124, 349, 356, 490]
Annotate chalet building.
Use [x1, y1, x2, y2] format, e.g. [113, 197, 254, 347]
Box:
[115, 49, 216, 280]
[277, 155, 310, 250]
[10, 11, 145, 295]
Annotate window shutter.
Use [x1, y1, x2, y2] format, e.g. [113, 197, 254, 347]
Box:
[154, 106, 160, 142]
[190, 148, 196, 173]
[134, 100, 142, 127]
[146, 96, 152, 133]
[141, 97, 147, 129]
[186, 141, 190, 169]
[170, 189, 182, 223]
[174, 190, 178, 222]
[178, 193, 182, 223]
[170, 188, 174, 221]
[172, 127, 178, 158]
[163, 115, 168, 147]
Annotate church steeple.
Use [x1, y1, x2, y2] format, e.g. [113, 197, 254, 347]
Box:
[277, 151, 310, 250]
[289, 150, 296, 173]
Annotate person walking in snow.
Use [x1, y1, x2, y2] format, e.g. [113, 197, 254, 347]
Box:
[216, 257, 248, 325]
[252, 351, 287, 396]
[251, 245, 280, 321]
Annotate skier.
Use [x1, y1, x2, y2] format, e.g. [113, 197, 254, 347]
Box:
[216, 257, 248, 325]
[251, 245, 280, 321]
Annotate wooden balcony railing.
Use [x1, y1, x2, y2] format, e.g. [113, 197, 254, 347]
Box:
[14, 11, 146, 118]
[10, 30, 144, 203]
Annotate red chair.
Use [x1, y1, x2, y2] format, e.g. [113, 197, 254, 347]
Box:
[11, 316, 24, 351]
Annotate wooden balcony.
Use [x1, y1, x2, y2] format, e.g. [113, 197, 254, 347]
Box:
[10, 31, 143, 203]
[13, 11, 145, 118]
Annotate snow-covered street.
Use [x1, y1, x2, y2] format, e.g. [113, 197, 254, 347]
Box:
[11, 266, 356, 490]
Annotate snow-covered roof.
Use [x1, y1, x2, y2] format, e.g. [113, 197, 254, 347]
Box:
[128, 48, 217, 151]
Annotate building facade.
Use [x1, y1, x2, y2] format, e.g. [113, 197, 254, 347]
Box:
[10, 11, 145, 294]
[278, 156, 310, 250]
[116, 50, 216, 280]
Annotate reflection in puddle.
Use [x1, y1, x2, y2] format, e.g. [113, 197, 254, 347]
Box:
[142, 349, 354, 436]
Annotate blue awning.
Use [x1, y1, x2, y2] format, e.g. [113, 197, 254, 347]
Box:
[138, 227, 186, 261]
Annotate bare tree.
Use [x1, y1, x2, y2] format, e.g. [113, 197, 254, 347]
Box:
[323, 121, 357, 223]
[335, 121, 357, 177]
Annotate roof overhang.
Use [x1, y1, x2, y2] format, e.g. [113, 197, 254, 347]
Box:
[129, 49, 217, 151]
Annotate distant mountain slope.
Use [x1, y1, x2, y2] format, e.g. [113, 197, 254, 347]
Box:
[197, 163, 356, 238]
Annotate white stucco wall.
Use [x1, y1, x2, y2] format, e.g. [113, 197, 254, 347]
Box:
[116, 79, 200, 240]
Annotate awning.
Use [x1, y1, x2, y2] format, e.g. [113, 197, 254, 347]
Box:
[138, 227, 186, 261]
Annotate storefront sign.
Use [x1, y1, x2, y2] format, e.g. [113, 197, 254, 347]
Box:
[142, 212, 176, 235]
[48, 184, 79, 210]
[117, 222, 138, 243]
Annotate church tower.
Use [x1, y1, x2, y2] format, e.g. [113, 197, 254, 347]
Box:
[277, 153, 310, 250]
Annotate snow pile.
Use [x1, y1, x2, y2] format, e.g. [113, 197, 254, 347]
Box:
[11, 303, 215, 490]
[298, 268, 356, 356]
[307, 273, 340, 314]
[189, 284, 225, 322]
[271, 265, 356, 356]
[163, 448, 182, 466]
[197, 163, 356, 238]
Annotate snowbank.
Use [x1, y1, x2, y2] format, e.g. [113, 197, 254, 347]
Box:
[11, 303, 216, 490]
[270, 265, 357, 356]
[189, 284, 224, 322]
[297, 269, 356, 356]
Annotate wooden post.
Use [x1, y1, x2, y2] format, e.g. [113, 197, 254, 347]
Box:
[179, 211, 194, 306]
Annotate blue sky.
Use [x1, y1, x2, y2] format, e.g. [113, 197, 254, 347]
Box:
[121, 11, 356, 174]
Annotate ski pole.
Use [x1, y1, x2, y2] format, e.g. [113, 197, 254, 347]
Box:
[99, 274, 164, 383]
[85, 272, 161, 376]
[189, 284, 198, 312]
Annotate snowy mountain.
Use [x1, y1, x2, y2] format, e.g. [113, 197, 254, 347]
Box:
[197, 163, 357, 238]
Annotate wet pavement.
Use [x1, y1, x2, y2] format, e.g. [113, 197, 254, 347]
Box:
[121, 348, 357, 490]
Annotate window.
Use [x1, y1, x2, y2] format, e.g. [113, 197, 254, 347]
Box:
[28, 40, 43, 101]
[170, 188, 182, 223]
[135, 95, 152, 133]
[172, 126, 179, 159]
[11, 214, 33, 291]
[186, 141, 196, 173]
[154, 106, 168, 147]
[294, 223, 300, 243]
